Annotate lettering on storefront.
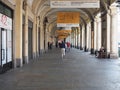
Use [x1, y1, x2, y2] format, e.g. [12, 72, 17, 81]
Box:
[0, 13, 12, 30]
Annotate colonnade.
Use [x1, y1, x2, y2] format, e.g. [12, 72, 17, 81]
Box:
[66, 5, 119, 58]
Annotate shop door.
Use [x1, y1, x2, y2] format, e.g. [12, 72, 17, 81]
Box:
[1, 29, 7, 66]
[1, 28, 12, 66]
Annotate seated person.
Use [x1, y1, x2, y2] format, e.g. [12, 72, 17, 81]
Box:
[98, 46, 106, 58]
[99, 46, 105, 52]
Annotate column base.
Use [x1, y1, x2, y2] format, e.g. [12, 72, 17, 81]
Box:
[110, 53, 119, 59]
[84, 49, 89, 52]
[84, 46, 88, 52]
[16, 58, 23, 67]
[90, 48, 94, 54]
[80, 46, 83, 50]
[37, 52, 40, 57]
[77, 46, 80, 49]
[33, 52, 40, 60]
[24, 56, 29, 64]
[33, 53, 37, 59]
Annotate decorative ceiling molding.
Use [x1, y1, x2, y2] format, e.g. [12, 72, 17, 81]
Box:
[29, 0, 116, 36]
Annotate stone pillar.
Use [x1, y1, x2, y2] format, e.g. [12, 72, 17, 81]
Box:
[110, 6, 118, 58]
[71, 32, 73, 47]
[69, 35, 71, 43]
[73, 30, 75, 47]
[71, 32, 73, 46]
[97, 13, 102, 50]
[33, 16, 37, 59]
[74, 29, 76, 47]
[40, 23, 44, 53]
[107, 10, 111, 53]
[43, 24, 46, 51]
[86, 23, 91, 51]
[91, 30, 94, 53]
[78, 27, 80, 49]
[77, 27, 79, 48]
[45, 24, 49, 51]
[88, 23, 91, 51]
[75, 28, 77, 48]
[80, 26, 83, 50]
[14, 0, 23, 68]
[84, 25, 87, 52]
[91, 21, 94, 54]
[82, 26, 85, 50]
[95, 13, 102, 51]
[36, 18, 39, 57]
[94, 19, 97, 51]
[24, 0, 28, 64]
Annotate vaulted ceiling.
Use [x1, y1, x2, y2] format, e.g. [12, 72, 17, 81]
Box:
[27, 0, 117, 36]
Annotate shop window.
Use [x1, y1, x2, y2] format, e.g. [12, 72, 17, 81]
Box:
[0, 1, 13, 18]
[0, 3, 4, 13]
[4, 7, 12, 18]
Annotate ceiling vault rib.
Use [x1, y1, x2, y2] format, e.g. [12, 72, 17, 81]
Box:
[29, 0, 116, 38]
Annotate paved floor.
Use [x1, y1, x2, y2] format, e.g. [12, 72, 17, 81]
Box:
[0, 48, 120, 90]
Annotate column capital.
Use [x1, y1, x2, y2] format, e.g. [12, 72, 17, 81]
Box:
[110, 5, 117, 16]
[107, 9, 111, 15]
[95, 14, 101, 23]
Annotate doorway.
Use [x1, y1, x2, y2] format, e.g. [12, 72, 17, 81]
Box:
[0, 28, 12, 68]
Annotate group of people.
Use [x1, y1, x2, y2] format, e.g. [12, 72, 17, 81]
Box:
[59, 41, 71, 58]
[48, 41, 71, 59]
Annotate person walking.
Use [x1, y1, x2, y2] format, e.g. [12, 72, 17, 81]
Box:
[67, 42, 71, 52]
[60, 41, 66, 59]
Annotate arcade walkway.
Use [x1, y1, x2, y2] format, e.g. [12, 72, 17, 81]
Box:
[0, 48, 120, 90]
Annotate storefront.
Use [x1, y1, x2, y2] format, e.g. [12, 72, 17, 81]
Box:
[0, 2, 13, 73]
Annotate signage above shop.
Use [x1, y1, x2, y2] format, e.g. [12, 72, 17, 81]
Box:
[0, 13, 12, 30]
[57, 12, 80, 27]
[50, 0, 100, 8]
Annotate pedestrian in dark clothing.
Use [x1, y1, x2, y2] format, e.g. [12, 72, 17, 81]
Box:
[60, 41, 66, 58]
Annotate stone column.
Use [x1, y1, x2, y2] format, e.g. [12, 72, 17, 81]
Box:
[33, 16, 37, 59]
[69, 35, 71, 43]
[94, 19, 97, 51]
[82, 26, 85, 50]
[73, 30, 75, 47]
[95, 13, 102, 51]
[107, 10, 111, 53]
[74, 29, 76, 47]
[78, 27, 80, 49]
[77, 27, 79, 48]
[40, 23, 44, 54]
[97, 13, 102, 50]
[70, 33, 73, 46]
[110, 6, 118, 58]
[14, 0, 23, 68]
[84, 24, 87, 52]
[36, 19, 39, 57]
[86, 23, 91, 51]
[88, 22, 91, 51]
[71, 32, 73, 47]
[24, 0, 28, 64]
[45, 24, 49, 51]
[75, 28, 77, 48]
[91, 21, 94, 54]
[80, 26, 83, 50]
